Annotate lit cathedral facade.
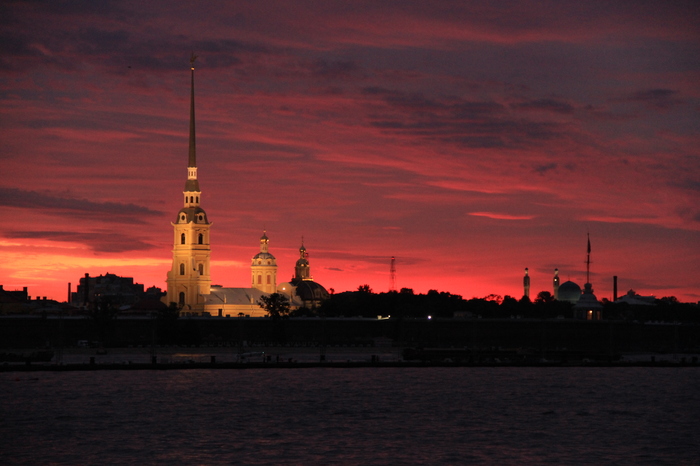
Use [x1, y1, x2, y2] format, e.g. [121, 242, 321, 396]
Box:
[164, 59, 328, 317]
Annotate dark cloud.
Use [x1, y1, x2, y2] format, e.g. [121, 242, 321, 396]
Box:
[310, 58, 360, 79]
[0, 188, 162, 223]
[512, 99, 574, 114]
[361, 88, 565, 149]
[3, 230, 155, 253]
[670, 179, 700, 192]
[533, 163, 558, 175]
[618, 88, 684, 110]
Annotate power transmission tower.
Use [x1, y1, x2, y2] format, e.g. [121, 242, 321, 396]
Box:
[390, 256, 396, 291]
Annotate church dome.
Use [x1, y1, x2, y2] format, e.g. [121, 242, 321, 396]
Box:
[558, 281, 581, 303]
[176, 206, 208, 224]
[294, 280, 329, 302]
[252, 252, 276, 262]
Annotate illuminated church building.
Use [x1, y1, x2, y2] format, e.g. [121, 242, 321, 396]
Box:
[165, 59, 328, 316]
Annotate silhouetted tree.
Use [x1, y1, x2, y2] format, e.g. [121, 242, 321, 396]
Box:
[357, 284, 373, 293]
[535, 291, 554, 304]
[258, 293, 291, 320]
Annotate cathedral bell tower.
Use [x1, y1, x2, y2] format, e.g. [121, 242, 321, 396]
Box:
[251, 231, 277, 293]
[165, 54, 211, 312]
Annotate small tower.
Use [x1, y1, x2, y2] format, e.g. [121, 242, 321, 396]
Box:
[293, 239, 310, 282]
[165, 54, 211, 312]
[573, 234, 602, 320]
[251, 231, 277, 293]
[553, 268, 560, 300]
[523, 267, 530, 299]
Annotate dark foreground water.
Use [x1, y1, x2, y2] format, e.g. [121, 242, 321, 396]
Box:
[2, 368, 699, 465]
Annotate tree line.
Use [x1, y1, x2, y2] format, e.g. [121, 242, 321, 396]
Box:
[258, 286, 699, 323]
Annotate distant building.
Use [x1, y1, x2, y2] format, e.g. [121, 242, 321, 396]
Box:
[71, 272, 161, 309]
[558, 281, 582, 304]
[0, 285, 29, 314]
[615, 289, 656, 307]
[278, 241, 330, 310]
[573, 283, 603, 320]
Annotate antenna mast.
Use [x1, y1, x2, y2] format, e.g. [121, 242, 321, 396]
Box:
[390, 256, 396, 291]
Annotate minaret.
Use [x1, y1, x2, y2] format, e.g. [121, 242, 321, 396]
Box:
[523, 267, 530, 299]
[293, 239, 310, 283]
[165, 54, 212, 312]
[251, 231, 277, 293]
[553, 268, 560, 300]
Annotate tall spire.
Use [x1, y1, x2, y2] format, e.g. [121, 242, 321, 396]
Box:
[188, 52, 197, 169]
[586, 233, 591, 284]
[184, 53, 200, 196]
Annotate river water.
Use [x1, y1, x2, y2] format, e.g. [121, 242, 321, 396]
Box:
[3, 367, 698, 464]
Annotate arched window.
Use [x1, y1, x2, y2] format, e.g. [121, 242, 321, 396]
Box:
[267, 260, 271, 265]
[266, 275, 271, 284]
[198, 233, 203, 244]
[257, 275, 262, 284]
[181, 233, 186, 244]
[180, 263, 185, 275]
[179, 292, 185, 305]
[196, 196, 199, 203]
[198, 264, 204, 275]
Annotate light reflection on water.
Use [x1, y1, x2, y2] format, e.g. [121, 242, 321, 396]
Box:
[3, 368, 699, 464]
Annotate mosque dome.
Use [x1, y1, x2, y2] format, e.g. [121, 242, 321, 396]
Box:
[558, 281, 582, 303]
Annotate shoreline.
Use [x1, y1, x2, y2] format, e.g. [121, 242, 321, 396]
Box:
[2, 345, 699, 371]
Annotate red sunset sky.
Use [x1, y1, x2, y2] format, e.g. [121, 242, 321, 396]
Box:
[1, 1, 699, 303]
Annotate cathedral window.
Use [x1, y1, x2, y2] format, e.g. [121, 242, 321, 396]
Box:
[180, 263, 185, 275]
[267, 260, 271, 265]
[257, 275, 262, 284]
[181, 233, 186, 244]
[179, 292, 185, 306]
[196, 196, 199, 203]
[266, 275, 271, 284]
[198, 264, 204, 275]
[198, 233, 203, 244]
